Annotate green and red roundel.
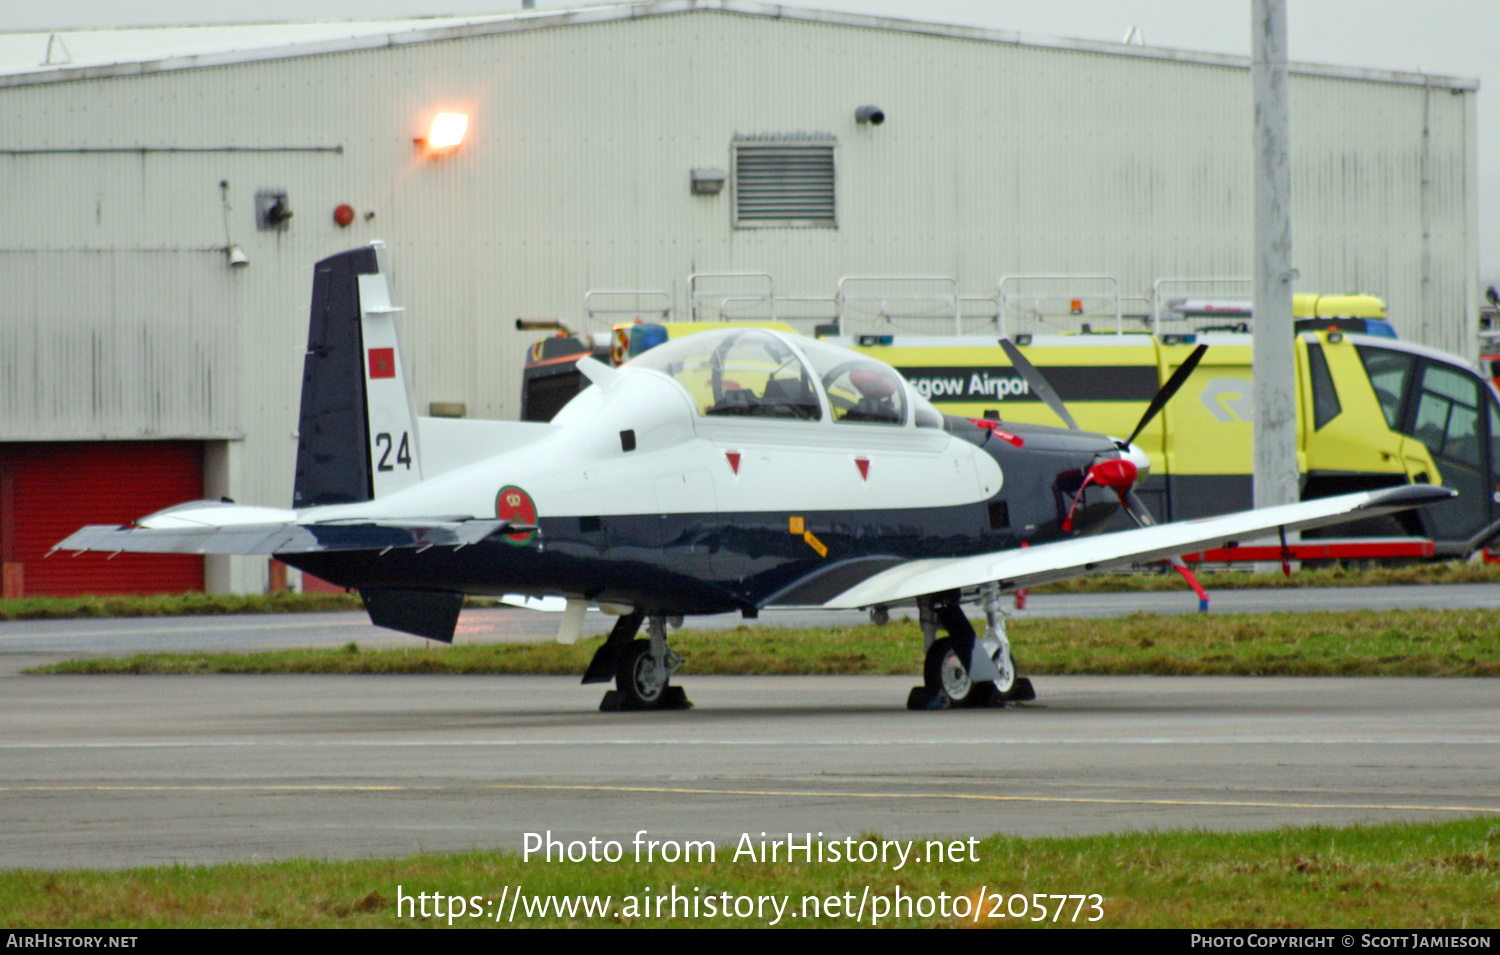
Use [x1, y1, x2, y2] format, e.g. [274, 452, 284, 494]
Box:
[495, 485, 538, 546]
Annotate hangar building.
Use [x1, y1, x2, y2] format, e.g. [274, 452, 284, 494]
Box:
[0, 2, 1479, 594]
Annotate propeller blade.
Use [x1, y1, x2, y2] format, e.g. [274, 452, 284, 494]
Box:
[999, 338, 1078, 431]
[1125, 343, 1209, 447]
[1120, 488, 1157, 527]
[1121, 488, 1209, 610]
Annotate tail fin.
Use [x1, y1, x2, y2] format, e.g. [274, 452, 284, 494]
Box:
[293, 242, 423, 507]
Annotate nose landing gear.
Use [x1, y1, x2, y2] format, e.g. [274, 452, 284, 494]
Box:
[907, 586, 1034, 710]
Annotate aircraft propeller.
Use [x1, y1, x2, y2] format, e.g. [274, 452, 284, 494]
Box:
[1001, 337, 1213, 609]
[997, 338, 1079, 431]
[1108, 344, 1212, 606]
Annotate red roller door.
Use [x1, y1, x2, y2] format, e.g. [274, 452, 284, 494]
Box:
[0, 442, 205, 596]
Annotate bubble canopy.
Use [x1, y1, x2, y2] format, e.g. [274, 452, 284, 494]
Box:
[624, 328, 943, 428]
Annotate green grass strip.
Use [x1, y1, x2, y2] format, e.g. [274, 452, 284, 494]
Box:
[0, 591, 362, 621]
[2, 819, 1494, 927]
[28, 608, 1500, 677]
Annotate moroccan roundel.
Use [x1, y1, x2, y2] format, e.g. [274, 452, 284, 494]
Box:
[495, 485, 538, 546]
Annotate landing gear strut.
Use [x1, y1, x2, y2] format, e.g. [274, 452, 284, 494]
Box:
[586, 611, 691, 711]
[907, 586, 1034, 710]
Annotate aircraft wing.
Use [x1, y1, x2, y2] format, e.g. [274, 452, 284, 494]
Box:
[53, 500, 510, 556]
[821, 484, 1454, 609]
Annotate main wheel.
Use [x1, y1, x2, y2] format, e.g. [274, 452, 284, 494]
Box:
[924, 637, 974, 705]
[617, 639, 668, 708]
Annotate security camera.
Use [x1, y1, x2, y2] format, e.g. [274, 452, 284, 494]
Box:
[255, 189, 293, 231]
[855, 105, 885, 125]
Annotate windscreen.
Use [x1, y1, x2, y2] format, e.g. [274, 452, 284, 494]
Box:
[626, 329, 821, 421]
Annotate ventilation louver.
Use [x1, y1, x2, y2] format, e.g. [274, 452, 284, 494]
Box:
[733, 138, 836, 228]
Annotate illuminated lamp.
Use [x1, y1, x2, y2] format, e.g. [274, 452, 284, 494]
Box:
[420, 112, 468, 155]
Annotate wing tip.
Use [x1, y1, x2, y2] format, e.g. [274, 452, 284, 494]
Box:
[1359, 484, 1457, 510]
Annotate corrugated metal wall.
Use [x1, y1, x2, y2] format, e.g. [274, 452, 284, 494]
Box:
[0, 8, 1477, 590]
[0, 250, 240, 440]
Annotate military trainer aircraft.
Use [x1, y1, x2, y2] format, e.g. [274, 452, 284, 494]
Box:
[56, 243, 1453, 711]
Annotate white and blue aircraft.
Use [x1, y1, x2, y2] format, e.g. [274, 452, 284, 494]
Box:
[56, 243, 1452, 710]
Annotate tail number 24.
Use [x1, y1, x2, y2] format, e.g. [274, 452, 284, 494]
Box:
[375, 432, 412, 471]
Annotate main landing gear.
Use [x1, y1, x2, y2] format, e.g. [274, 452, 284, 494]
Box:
[583, 610, 691, 711]
[907, 585, 1034, 711]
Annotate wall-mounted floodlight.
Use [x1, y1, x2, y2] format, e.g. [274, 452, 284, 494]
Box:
[855, 105, 885, 125]
[690, 168, 726, 195]
[227, 245, 249, 268]
[418, 112, 469, 156]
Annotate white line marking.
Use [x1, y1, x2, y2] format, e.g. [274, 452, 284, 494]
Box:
[3, 782, 1494, 815]
[2, 736, 1497, 749]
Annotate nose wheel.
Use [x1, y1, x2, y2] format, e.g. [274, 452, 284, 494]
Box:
[921, 637, 1021, 708]
[926, 637, 975, 702]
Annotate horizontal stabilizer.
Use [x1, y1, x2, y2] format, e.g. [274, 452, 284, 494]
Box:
[822, 484, 1455, 609]
[54, 514, 512, 556]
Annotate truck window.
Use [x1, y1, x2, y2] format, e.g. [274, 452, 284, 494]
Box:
[1355, 346, 1416, 431]
[1412, 364, 1481, 468]
[1492, 401, 1500, 476]
[1305, 340, 1342, 430]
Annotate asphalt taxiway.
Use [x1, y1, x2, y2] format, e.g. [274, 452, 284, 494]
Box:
[1, 586, 1496, 870]
[2, 674, 1497, 869]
